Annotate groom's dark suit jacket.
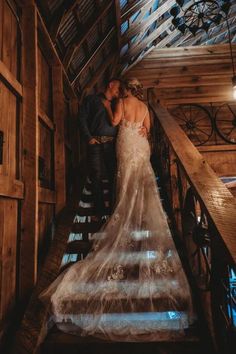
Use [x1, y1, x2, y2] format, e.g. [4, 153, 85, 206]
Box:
[79, 94, 118, 143]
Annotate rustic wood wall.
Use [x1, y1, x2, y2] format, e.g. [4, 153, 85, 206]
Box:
[0, 0, 22, 343]
[128, 45, 236, 180]
[128, 44, 236, 104]
[0, 0, 79, 346]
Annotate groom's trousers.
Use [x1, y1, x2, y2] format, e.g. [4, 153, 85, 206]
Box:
[88, 141, 116, 217]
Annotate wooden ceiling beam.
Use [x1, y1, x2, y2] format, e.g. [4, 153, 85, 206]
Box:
[62, 0, 113, 69]
[121, 0, 175, 47]
[79, 53, 116, 99]
[121, 0, 196, 65]
[71, 28, 115, 87]
[114, 0, 121, 53]
[36, 0, 51, 23]
[121, 16, 173, 63]
[49, 0, 77, 41]
[146, 43, 236, 58]
[121, 0, 153, 23]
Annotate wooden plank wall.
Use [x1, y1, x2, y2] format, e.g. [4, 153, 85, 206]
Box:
[127, 44, 236, 104]
[38, 45, 55, 271]
[0, 0, 22, 343]
[128, 44, 236, 179]
[0, 0, 78, 347]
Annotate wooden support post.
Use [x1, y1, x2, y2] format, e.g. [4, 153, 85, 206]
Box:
[20, 2, 38, 301]
[52, 66, 66, 214]
[69, 97, 81, 205]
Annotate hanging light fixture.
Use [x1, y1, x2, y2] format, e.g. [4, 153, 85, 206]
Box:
[170, 1, 236, 99]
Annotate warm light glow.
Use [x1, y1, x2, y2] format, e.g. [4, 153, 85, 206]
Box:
[232, 76, 236, 100]
[233, 86, 236, 100]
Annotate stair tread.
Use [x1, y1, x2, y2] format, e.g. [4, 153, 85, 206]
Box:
[77, 207, 110, 216]
[71, 221, 106, 233]
[43, 323, 200, 344]
[57, 296, 191, 315]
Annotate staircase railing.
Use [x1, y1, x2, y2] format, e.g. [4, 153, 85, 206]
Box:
[148, 89, 236, 354]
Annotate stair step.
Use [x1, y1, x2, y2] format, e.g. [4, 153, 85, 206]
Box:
[66, 240, 91, 254]
[81, 193, 110, 203]
[79, 200, 110, 208]
[84, 180, 110, 190]
[57, 294, 191, 314]
[77, 207, 110, 216]
[41, 323, 201, 354]
[71, 221, 106, 233]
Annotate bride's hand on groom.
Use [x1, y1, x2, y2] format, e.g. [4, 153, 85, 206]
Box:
[139, 126, 148, 138]
[102, 99, 111, 110]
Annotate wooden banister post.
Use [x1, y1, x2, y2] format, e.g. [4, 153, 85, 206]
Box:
[52, 65, 66, 214]
[20, 2, 39, 301]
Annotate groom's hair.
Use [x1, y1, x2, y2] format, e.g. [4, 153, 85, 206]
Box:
[105, 77, 122, 88]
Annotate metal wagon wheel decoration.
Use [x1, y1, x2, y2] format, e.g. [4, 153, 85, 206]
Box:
[169, 104, 213, 146]
[170, 1, 231, 35]
[183, 189, 211, 291]
[215, 103, 236, 144]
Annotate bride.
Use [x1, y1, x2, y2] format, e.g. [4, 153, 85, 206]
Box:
[40, 78, 194, 341]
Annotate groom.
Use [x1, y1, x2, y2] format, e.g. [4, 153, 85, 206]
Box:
[79, 78, 121, 222]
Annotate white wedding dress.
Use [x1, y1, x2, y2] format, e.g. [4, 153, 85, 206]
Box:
[40, 111, 194, 341]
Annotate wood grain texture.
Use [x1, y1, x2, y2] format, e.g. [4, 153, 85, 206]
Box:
[53, 65, 66, 214]
[0, 0, 18, 78]
[38, 46, 53, 119]
[127, 44, 236, 104]
[20, 4, 39, 301]
[149, 92, 236, 264]
[0, 176, 23, 199]
[0, 60, 22, 96]
[11, 204, 77, 354]
[0, 198, 18, 341]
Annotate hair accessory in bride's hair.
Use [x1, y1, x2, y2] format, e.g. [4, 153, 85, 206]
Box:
[124, 77, 144, 100]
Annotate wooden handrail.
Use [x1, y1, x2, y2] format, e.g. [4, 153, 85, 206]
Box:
[148, 89, 236, 265]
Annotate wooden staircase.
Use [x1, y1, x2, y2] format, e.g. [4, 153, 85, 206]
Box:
[39, 177, 210, 354]
[41, 330, 202, 354]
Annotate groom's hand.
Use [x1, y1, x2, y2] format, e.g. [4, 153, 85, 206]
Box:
[89, 138, 101, 145]
[139, 126, 148, 138]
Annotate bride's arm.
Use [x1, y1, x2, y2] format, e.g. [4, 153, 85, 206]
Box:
[143, 111, 151, 133]
[103, 98, 123, 126]
[139, 110, 151, 138]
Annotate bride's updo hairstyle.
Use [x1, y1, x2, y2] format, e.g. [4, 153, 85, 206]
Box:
[124, 77, 144, 100]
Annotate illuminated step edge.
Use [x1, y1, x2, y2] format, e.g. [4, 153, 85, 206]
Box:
[67, 233, 83, 242]
[61, 253, 80, 267]
[89, 230, 169, 241]
[79, 200, 110, 208]
[86, 178, 109, 184]
[52, 279, 182, 299]
[85, 249, 176, 264]
[73, 215, 87, 223]
[83, 187, 109, 195]
[54, 311, 190, 333]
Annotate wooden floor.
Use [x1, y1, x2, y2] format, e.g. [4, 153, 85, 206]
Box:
[9, 177, 213, 354]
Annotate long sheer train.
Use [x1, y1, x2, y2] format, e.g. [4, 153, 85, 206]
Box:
[40, 117, 195, 341]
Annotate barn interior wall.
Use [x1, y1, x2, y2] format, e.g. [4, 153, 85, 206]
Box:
[0, 0, 79, 345]
[129, 46, 236, 181]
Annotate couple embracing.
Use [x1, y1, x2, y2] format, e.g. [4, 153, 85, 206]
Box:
[79, 77, 150, 223]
